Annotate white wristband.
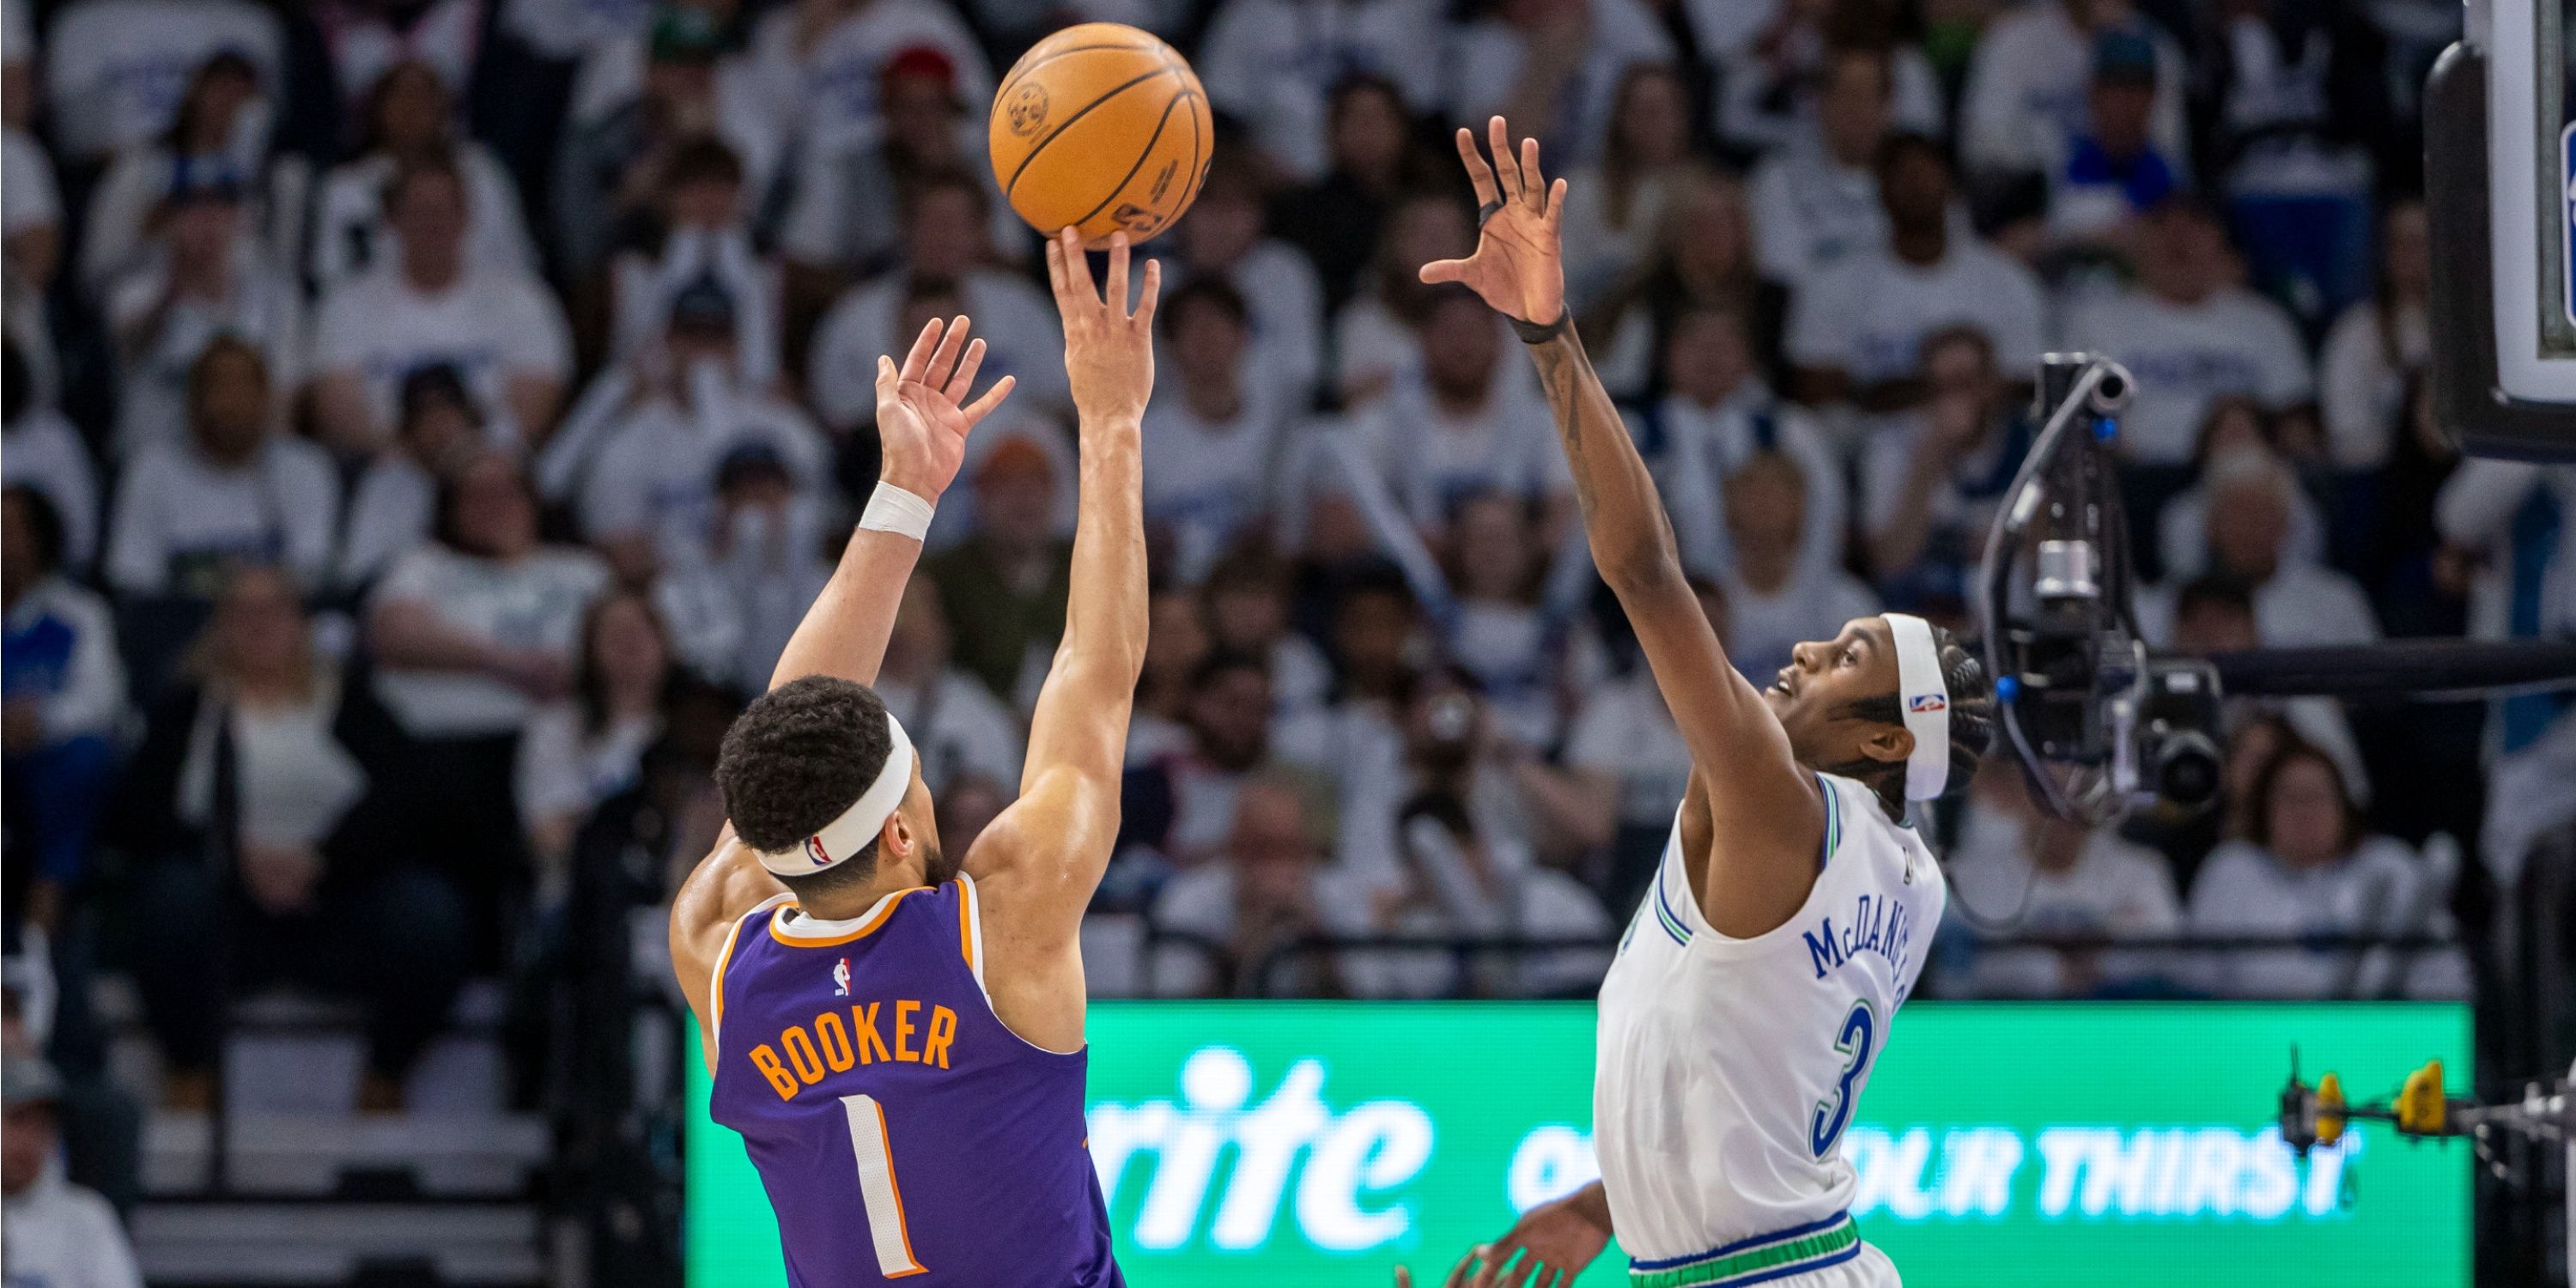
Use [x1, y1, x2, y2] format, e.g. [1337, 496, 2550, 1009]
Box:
[857, 483, 936, 541]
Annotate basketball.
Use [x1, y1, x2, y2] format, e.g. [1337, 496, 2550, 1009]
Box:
[987, 23, 1212, 248]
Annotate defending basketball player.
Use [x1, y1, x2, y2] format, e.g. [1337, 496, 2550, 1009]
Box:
[667, 228, 1158, 1287]
[1421, 119, 1997, 1288]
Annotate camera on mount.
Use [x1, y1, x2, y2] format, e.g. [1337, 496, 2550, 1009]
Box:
[1978, 355, 2228, 823]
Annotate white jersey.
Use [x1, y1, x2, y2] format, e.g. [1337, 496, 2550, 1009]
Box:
[1595, 773, 1945, 1286]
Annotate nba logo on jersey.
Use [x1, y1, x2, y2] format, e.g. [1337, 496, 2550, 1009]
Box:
[832, 958, 851, 997]
[803, 835, 832, 867]
[1908, 693, 1947, 714]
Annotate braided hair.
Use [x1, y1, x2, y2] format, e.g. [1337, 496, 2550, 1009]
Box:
[1826, 623, 1996, 821]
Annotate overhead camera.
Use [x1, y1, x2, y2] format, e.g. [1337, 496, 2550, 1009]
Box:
[1978, 354, 2227, 823]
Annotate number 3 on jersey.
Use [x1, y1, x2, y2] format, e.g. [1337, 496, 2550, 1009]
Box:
[1808, 999, 1878, 1158]
[841, 1094, 927, 1277]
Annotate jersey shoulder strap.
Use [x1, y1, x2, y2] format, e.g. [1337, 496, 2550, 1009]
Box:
[710, 891, 794, 1049]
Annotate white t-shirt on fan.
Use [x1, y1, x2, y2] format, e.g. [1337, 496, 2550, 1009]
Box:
[310, 265, 574, 440]
[2063, 286, 2313, 466]
[105, 437, 340, 596]
[369, 544, 611, 737]
[1786, 240, 2048, 389]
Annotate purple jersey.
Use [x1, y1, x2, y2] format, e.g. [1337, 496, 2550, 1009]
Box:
[709, 876, 1121, 1286]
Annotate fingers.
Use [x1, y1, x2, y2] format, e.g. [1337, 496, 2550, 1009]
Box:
[1454, 126, 1500, 207]
[1419, 258, 1468, 285]
[1545, 177, 1567, 232]
[1519, 135, 1544, 210]
[1104, 231, 1131, 316]
[1444, 1246, 1485, 1288]
[1060, 227, 1098, 307]
[873, 353, 896, 397]
[960, 373, 1015, 425]
[1042, 232, 1072, 310]
[945, 337, 986, 402]
[1487, 116, 1522, 199]
[925, 313, 971, 388]
[896, 317, 942, 385]
[1394, 1270, 1414, 1288]
[1132, 256, 1161, 328]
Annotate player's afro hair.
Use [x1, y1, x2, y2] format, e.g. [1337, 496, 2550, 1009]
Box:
[715, 676, 895, 873]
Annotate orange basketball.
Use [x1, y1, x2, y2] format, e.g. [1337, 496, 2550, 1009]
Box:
[987, 23, 1212, 249]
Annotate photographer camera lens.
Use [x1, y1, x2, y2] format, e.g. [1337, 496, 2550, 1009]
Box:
[2150, 728, 2223, 811]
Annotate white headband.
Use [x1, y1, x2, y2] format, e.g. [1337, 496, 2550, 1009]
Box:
[1884, 613, 1951, 801]
[751, 713, 916, 877]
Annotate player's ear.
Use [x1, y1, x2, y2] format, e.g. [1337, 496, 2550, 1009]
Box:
[1856, 723, 1913, 767]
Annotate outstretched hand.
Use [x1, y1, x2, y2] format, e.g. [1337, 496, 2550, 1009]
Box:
[1044, 227, 1161, 426]
[873, 314, 1017, 500]
[1419, 116, 1567, 327]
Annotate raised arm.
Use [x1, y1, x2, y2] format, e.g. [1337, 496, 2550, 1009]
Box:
[1425, 118, 1824, 926]
[669, 316, 1015, 1057]
[963, 229, 1157, 1053]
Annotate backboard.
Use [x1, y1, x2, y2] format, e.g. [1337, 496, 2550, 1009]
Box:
[2426, 0, 2576, 457]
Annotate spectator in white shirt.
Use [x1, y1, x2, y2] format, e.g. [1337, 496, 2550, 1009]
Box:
[1861, 325, 2029, 605]
[1710, 450, 1879, 681]
[2188, 738, 2467, 999]
[1646, 305, 1843, 584]
[311, 60, 538, 295]
[2, 343, 99, 571]
[1447, 0, 1676, 167]
[2063, 197, 2314, 466]
[1166, 156, 1325, 411]
[1332, 190, 1477, 407]
[519, 590, 672, 875]
[552, 3, 783, 276]
[1947, 759, 2183, 998]
[339, 365, 484, 592]
[873, 574, 1027, 793]
[1142, 281, 1297, 583]
[106, 338, 338, 599]
[367, 450, 611, 743]
[1352, 289, 1571, 535]
[1146, 774, 1372, 997]
[1713, 0, 1943, 156]
[742, 0, 991, 158]
[0, 1058, 142, 1288]
[1347, 787, 1613, 999]
[1560, 63, 1696, 307]
[2154, 398, 2327, 581]
[809, 170, 1066, 428]
[653, 443, 835, 691]
[78, 51, 271, 295]
[2318, 197, 2429, 469]
[1121, 652, 1285, 878]
[43, 0, 283, 164]
[309, 154, 575, 452]
[1747, 44, 1893, 291]
[778, 44, 1018, 288]
[1197, 0, 1446, 182]
[2148, 446, 2377, 649]
[1787, 134, 2047, 410]
[1, 111, 60, 410]
[603, 138, 782, 384]
[560, 279, 829, 576]
[102, 170, 300, 459]
[1958, 0, 2187, 183]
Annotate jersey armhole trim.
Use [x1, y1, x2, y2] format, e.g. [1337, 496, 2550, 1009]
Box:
[955, 873, 987, 994]
[710, 892, 793, 1049]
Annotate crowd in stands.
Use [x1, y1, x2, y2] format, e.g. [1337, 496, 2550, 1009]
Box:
[2, 4, 2572, 1264]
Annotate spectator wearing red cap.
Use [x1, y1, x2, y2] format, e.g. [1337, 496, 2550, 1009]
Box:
[743, 0, 989, 155]
[777, 42, 1018, 289]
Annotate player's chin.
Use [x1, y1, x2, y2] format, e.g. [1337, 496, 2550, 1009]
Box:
[1760, 682, 1793, 719]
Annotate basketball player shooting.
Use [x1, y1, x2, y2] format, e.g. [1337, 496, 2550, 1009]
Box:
[1419, 118, 1998, 1288]
[668, 228, 1157, 1288]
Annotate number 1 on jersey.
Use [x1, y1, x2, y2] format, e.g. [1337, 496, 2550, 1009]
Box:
[1808, 999, 1878, 1158]
[840, 1094, 927, 1277]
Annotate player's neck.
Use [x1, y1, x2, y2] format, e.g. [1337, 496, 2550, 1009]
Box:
[796, 860, 934, 922]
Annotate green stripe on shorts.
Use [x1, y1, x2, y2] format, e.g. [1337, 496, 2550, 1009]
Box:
[1628, 1216, 1860, 1288]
